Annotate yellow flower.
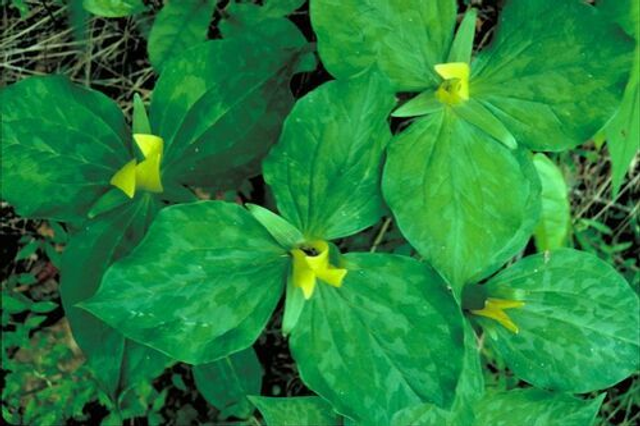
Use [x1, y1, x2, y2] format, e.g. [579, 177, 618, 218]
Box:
[471, 298, 525, 334]
[290, 240, 347, 299]
[110, 134, 164, 198]
[434, 62, 470, 104]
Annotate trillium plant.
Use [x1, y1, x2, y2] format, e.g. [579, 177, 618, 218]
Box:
[2, 0, 639, 425]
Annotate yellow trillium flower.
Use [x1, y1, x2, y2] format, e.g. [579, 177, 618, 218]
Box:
[290, 240, 347, 300]
[471, 297, 525, 334]
[110, 134, 164, 198]
[434, 62, 470, 104]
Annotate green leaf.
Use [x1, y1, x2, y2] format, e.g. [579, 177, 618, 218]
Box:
[150, 19, 308, 189]
[60, 196, 167, 399]
[282, 273, 306, 336]
[392, 90, 443, 118]
[391, 321, 484, 426]
[477, 249, 640, 393]
[30, 301, 58, 313]
[290, 253, 465, 424]
[147, 0, 216, 72]
[7, 0, 29, 17]
[605, 50, 639, 196]
[474, 389, 605, 426]
[193, 348, 262, 419]
[246, 204, 304, 250]
[220, 1, 305, 37]
[3, 295, 28, 314]
[311, 0, 457, 90]
[596, 0, 637, 185]
[249, 396, 338, 426]
[132, 93, 151, 134]
[82, 0, 145, 17]
[1, 76, 130, 222]
[117, 340, 172, 410]
[15, 240, 39, 260]
[471, 0, 634, 151]
[454, 98, 517, 149]
[383, 110, 541, 295]
[17, 273, 36, 285]
[81, 201, 289, 364]
[599, 0, 639, 40]
[261, 0, 306, 17]
[263, 71, 395, 240]
[87, 187, 131, 219]
[532, 154, 570, 251]
[447, 8, 477, 63]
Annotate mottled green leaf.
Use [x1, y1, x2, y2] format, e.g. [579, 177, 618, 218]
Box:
[264, 71, 395, 241]
[391, 321, 484, 426]
[471, 0, 633, 151]
[193, 348, 262, 419]
[250, 396, 338, 426]
[290, 253, 465, 425]
[533, 154, 570, 251]
[311, 0, 456, 90]
[82, 0, 145, 17]
[474, 389, 605, 426]
[1, 76, 130, 222]
[60, 195, 168, 400]
[383, 110, 540, 294]
[477, 249, 640, 393]
[150, 19, 308, 189]
[147, 0, 216, 71]
[81, 201, 289, 364]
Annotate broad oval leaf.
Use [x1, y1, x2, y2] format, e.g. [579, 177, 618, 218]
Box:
[474, 389, 605, 426]
[263, 71, 395, 241]
[532, 154, 570, 252]
[193, 348, 262, 419]
[1, 76, 130, 222]
[81, 201, 289, 364]
[249, 396, 339, 426]
[477, 249, 640, 393]
[471, 0, 634, 151]
[383, 110, 541, 295]
[310, 0, 456, 90]
[60, 196, 169, 400]
[150, 19, 309, 188]
[290, 253, 465, 425]
[391, 321, 484, 426]
[147, 0, 216, 72]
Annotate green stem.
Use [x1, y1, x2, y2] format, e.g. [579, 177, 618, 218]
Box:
[370, 218, 392, 253]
